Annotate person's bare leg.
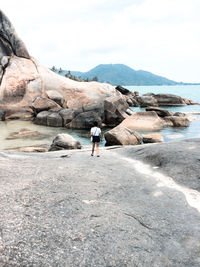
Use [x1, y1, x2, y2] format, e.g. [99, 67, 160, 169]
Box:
[96, 142, 100, 156]
[91, 142, 95, 156]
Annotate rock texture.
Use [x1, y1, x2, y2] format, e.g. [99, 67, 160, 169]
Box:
[104, 126, 142, 146]
[0, 9, 125, 120]
[49, 133, 81, 151]
[0, 139, 200, 266]
[142, 133, 164, 143]
[120, 111, 165, 131]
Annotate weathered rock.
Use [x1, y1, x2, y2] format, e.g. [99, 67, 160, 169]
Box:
[0, 10, 30, 59]
[0, 140, 200, 266]
[115, 85, 130, 95]
[167, 116, 190, 127]
[146, 106, 171, 117]
[31, 97, 61, 114]
[5, 110, 34, 120]
[34, 111, 50, 125]
[46, 90, 66, 107]
[131, 98, 140, 107]
[104, 96, 129, 126]
[0, 10, 124, 119]
[59, 109, 75, 126]
[49, 133, 81, 151]
[154, 94, 186, 106]
[136, 95, 158, 107]
[104, 126, 142, 146]
[142, 133, 164, 143]
[6, 128, 49, 140]
[47, 112, 63, 127]
[127, 98, 133, 106]
[66, 111, 102, 129]
[18, 147, 48, 152]
[120, 111, 165, 131]
[83, 102, 104, 119]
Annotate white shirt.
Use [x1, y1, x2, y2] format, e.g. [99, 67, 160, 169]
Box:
[90, 127, 101, 136]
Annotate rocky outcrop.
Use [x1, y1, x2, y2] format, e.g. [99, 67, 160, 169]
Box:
[134, 93, 197, 107]
[0, 9, 125, 120]
[104, 126, 142, 146]
[49, 133, 81, 151]
[0, 140, 200, 266]
[120, 111, 165, 131]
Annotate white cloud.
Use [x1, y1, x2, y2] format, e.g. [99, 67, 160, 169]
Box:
[1, 0, 200, 82]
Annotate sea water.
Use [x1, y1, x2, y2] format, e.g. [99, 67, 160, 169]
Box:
[0, 85, 199, 150]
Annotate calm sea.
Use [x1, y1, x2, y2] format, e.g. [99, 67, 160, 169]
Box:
[126, 85, 200, 142]
[0, 85, 199, 150]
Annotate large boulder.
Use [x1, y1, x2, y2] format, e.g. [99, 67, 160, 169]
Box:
[0, 9, 123, 119]
[136, 95, 158, 107]
[120, 111, 165, 131]
[66, 111, 102, 129]
[154, 94, 186, 106]
[31, 97, 61, 114]
[104, 126, 142, 146]
[49, 134, 81, 151]
[59, 108, 75, 126]
[104, 96, 129, 127]
[167, 116, 190, 127]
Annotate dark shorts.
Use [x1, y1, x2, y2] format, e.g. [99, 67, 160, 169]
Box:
[92, 136, 100, 143]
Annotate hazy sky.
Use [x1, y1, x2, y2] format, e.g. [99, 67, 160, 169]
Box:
[1, 0, 200, 82]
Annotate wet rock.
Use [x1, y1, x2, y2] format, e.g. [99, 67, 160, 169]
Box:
[146, 106, 171, 117]
[6, 128, 50, 140]
[115, 85, 130, 95]
[104, 126, 142, 146]
[49, 133, 81, 151]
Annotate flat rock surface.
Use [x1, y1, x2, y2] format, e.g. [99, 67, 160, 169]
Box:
[0, 140, 200, 266]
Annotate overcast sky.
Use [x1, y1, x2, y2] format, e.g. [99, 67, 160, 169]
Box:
[1, 0, 200, 82]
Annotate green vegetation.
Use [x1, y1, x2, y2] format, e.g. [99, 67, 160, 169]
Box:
[51, 66, 98, 82]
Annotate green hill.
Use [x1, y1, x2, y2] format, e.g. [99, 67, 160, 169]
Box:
[55, 64, 199, 86]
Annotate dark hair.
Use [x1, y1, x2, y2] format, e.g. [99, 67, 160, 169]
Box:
[93, 121, 98, 127]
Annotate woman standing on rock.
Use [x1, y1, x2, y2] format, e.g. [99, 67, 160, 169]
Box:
[90, 121, 103, 157]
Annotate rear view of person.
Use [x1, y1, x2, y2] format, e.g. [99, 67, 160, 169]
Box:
[90, 121, 102, 157]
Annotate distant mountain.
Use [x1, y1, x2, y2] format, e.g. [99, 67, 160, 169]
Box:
[56, 64, 199, 86]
